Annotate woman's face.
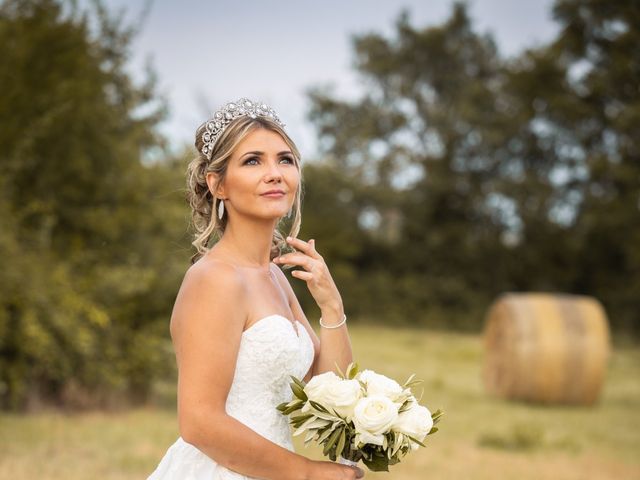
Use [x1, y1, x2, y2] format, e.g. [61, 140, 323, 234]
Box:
[214, 127, 300, 222]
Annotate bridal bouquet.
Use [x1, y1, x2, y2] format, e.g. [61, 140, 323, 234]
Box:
[276, 363, 442, 472]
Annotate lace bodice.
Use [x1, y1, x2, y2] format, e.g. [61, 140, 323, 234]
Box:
[226, 314, 315, 448]
[148, 314, 316, 480]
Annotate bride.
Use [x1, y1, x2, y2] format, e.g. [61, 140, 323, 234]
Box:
[148, 98, 364, 479]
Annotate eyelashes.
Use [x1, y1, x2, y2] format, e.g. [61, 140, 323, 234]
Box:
[243, 156, 295, 166]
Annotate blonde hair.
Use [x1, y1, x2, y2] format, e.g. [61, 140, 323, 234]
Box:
[186, 116, 304, 264]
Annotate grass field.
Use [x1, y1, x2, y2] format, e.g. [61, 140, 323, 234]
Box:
[1, 325, 639, 479]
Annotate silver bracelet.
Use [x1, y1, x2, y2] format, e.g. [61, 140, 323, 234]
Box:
[319, 313, 347, 329]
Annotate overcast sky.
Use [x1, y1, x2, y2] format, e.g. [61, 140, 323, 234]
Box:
[99, 0, 558, 157]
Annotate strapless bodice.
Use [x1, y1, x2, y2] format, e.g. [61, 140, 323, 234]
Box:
[225, 314, 315, 448]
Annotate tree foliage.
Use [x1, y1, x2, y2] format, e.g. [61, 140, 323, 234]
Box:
[304, 1, 639, 333]
[0, 0, 188, 410]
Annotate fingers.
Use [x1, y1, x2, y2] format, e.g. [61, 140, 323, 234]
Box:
[274, 252, 315, 270]
[346, 466, 364, 479]
[285, 235, 322, 259]
[291, 269, 313, 281]
[274, 236, 323, 269]
[274, 237, 324, 282]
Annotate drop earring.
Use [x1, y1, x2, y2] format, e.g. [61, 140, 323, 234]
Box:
[217, 199, 225, 220]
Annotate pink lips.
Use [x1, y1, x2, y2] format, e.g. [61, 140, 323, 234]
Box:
[261, 190, 285, 198]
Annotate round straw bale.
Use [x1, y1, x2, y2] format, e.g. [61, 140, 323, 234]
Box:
[482, 292, 610, 405]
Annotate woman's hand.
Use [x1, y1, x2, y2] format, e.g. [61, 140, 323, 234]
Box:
[274, 237, 342, 312]
[306, 459, 365, 479]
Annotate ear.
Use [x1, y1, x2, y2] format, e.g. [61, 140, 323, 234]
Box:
[206, 171, 226, 199]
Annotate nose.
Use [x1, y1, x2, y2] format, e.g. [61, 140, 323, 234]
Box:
[265, 158, 283, 182]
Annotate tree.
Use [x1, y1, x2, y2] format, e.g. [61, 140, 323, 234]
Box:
[500, 0, 640, 332]
[0, 0, 188, 410]
[308, 4, 513, 326]
[306, 1, 640, 333]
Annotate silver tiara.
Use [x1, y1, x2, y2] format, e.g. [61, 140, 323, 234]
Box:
[199, 97, 286, 159]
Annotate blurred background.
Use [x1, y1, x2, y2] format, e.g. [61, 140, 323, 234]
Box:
[0, 0, 638, 478]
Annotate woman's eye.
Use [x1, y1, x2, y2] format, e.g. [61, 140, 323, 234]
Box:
[243, 156, 294, 165]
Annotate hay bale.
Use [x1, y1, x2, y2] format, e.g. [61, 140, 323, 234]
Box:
[482, 292, 610, 405]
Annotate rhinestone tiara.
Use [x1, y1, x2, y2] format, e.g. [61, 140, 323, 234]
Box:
[199, 97, 286, 159]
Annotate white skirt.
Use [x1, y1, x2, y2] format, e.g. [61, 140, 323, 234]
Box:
[147, 437, 257, 480]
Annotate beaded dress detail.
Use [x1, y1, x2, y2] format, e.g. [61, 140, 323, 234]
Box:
[148, 314, 315, 479]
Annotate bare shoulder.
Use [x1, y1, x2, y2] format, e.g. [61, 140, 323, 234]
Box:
[170, 257, 247, 338]
[184, 256, 245, 293]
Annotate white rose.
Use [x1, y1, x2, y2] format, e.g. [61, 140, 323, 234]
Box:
[392, 401, 433, 443]
[302, 372, 362, 421]
[303, 371, 341, 403]
[358, 369, 404, 400]
[352, 394, 399, 446]
[323, 379, 362, 421]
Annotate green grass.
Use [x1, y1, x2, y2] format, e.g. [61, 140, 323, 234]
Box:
[1, 325, 639, 479]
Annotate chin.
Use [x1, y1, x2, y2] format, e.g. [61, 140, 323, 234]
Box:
[255, 210, 289, 220]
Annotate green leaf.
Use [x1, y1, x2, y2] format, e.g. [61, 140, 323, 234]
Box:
[404, 373, 416, 385]
[388, 456, 400, 465]
[323, 426, 342, 455]
[331, 408, 344, 419]
[391, 433, 403, 457]
[290, 413, 314, 427]
[294, 416, 330, 436]
[361, 453, 390, 472]
[346, 362, 359, 379]
[334, 362, 346, 379]
[336, 428, 346, 457]
[406, 434, 426, 448]
[405, 379, 424, 388]
[309, 400, 330, 413]
[317, 425, 337, 443]
[431, 409, 444, 424]
[281, 399, 304, 415]
[290, 375, 307, 391]
[290, 381, 307, 401]
[312, 411, 342, 421]
[306, 418, 331, 430]
[304, 429, 317, 443]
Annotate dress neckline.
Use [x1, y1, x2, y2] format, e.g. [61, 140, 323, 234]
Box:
[242, 314, 302, 339]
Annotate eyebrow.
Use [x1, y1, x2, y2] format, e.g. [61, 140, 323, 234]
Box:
[240, 150, 293, 158]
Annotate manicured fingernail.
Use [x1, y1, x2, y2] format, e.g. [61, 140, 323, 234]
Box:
[286, 236, 292, 241]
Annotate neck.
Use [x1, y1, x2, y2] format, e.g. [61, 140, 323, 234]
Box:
[213, 215, 279, 268]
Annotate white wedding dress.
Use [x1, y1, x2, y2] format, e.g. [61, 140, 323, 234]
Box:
[148, 314, 315, 479]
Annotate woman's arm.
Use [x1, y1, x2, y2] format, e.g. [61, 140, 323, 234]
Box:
[273, 237, 354, 378]
[171, 260, 312, 480]
[313, 300, 353, 377]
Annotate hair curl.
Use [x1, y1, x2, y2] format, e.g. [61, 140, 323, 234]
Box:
[186, 115, 303, 264]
